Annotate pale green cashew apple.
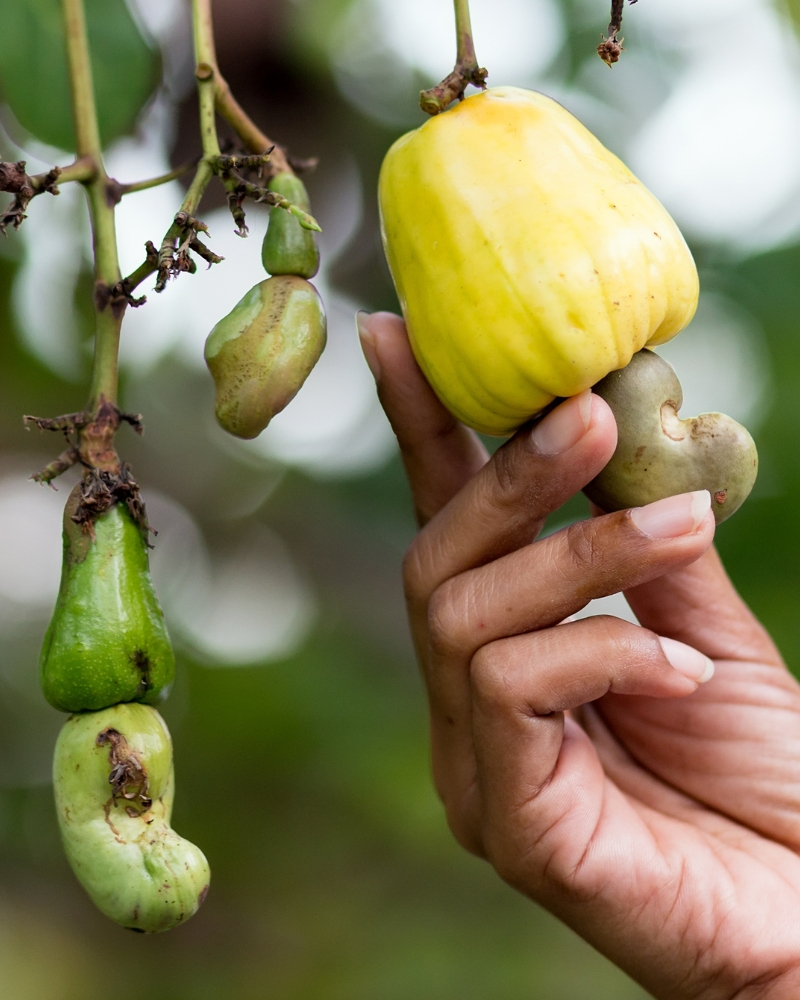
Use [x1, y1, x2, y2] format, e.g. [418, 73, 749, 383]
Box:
[53, 702, 210, 933]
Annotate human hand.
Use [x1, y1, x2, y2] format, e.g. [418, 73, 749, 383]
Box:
[358, 311, 800, 1000]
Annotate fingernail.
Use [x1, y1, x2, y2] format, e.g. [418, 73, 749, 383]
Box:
[631, 491, 711, 539]
[529, 390, 592, 455]
[658, 636, 715, 684]
[356, 311, 381, 380]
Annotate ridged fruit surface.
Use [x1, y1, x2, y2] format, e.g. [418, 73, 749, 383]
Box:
[40, 487, 175, 713]
[379, 86, 700, 435]
[53, 703, 210, 933]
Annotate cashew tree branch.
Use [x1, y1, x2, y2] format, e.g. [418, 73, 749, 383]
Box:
[62, 0, 124, 453]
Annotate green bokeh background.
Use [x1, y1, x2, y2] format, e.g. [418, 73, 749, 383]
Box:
[0, 1, 797, 997]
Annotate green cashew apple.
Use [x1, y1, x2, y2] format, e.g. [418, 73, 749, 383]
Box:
[584, 349, 758, 524]
[205, 275, 326, 439]
[40, 487, 175, 713]
[53, 703, 209, 932]
[261, 172, 320, 279]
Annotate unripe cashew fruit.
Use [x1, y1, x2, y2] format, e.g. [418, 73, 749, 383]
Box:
[53, 703, 210, 933]
[40, 487, 175, 713]
[379, 86, 699, 436]
[584, 350, 758, 524]
[261, 172, 320, 279]
[205, 275, 326, 439]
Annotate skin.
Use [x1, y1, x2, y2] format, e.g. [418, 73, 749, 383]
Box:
[261, 173, 320, 279]
[379, 87, 698, 435]
[40, 487, 175, 713]
[54, 703, 210, 932]
[205, 276, 326, 439]
[358, 311, 800, 1000]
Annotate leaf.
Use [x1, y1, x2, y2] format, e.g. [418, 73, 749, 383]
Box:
[785, 0, 800, 31]
[0, 0, 160, 153]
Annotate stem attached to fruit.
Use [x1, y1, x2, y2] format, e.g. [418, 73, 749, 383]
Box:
[62, 0, 124, 442]
[419, 0, 488, 116]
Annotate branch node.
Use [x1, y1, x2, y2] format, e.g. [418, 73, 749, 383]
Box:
[597, 0, 631, 66]
[419, 63, 488, 116]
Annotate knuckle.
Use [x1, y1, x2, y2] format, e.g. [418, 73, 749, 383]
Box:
[444, 802, 485, 857]
[427, 578, 470, 657]
[470, 643, 516, 710]
[563, 519, 603, 574]
[489, 442, 518, 499]
[401, 537, 428, 604]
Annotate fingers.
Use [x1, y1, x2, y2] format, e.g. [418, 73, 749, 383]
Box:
[426, 492, 715, 674]
[404, 390, 618, 617]
[357, 311, 488, 525]
[421, 491, 713, 835]
[459, 617, 711, 861]
[625, 546, 782, 665]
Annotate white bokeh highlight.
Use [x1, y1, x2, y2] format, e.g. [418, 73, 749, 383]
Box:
[146, 492, 316, 666]
[0, 473, 64, 616]
[0, 470, 318, 666]
[331, 0, 564, 126]
[628, 0, 800, 250]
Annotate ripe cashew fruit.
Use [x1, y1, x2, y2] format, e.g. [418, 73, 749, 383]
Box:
[205, 275, 326, 439]
[40, 487, 175, 713]
[379, 86, 699, 435]
[53, 703, 210, 933]
[584, 350, 758, 523]
[261, 172, 320, 279]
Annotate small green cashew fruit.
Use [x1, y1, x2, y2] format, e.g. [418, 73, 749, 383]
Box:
[584, 349, 758, 524]
[261, 172, 320, 279]
[40, 487, 175, 713]
[205, 275, 326, 439]
[53, 702, 210, 933]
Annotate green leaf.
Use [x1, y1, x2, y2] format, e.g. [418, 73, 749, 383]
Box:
[0, 0, 160, 152]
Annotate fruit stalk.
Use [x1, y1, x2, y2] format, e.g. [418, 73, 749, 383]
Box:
[62, 0, 124, 419]
[419, 0, 488, 115]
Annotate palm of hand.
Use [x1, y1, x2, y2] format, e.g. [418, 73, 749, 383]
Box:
[581, 601, 800, 999]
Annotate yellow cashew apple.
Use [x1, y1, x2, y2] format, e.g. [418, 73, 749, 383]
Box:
[379, 86, 699, 435]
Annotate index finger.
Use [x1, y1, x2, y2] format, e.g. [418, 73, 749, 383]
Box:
[357, 311, 488, 525]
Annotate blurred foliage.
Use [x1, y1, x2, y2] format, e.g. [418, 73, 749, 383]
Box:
[0, 0, 799, 998]
[0, 0, 158, 152]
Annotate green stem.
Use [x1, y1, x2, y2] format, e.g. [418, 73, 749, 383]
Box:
[191, 0, 292, 175]
[454, 0, 478, 65]
[192, 0, 222, 161]
[62, 0, 123, 413]
[419, 0, 487, 115]
[181, 158, 214, 215]
[214, 79, 292, 175]
[118, 160, 196, 195]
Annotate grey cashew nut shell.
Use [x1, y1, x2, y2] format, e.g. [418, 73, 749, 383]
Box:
[583, 349, 758, 524]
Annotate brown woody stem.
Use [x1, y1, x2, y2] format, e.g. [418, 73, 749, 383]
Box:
[597, 0, 627, 66]
[420, 0, 488, 115]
